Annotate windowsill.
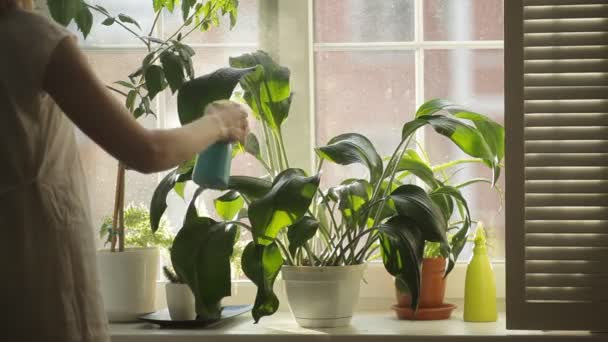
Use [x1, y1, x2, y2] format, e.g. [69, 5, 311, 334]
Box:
[110, 300, 603, 342]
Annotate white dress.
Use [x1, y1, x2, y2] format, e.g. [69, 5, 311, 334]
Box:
[0, 8, 109, 342]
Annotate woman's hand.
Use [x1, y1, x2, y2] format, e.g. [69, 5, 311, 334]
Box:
[205, 100, 250, 143]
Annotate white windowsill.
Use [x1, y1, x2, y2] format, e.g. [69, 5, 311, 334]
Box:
[110, 301, 603, 342]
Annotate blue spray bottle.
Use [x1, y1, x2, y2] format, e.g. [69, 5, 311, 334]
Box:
[176, 67, 256, 189]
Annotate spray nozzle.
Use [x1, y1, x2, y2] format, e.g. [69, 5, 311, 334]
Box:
[474, 222, 487, 247]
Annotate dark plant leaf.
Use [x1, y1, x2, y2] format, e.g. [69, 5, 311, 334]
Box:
[171, 217, 237, 319]
[214, 191, 244, 221]
[287, 217, 319, 256]
[161, 51, 185, 93]
[118, 14, 141, 29]
[228, 176, 272, 201]
[177, 67, 258, 125]
[150, 170, 178, 232]
[394, 149, 438, 189]
[101, 17, 115, 26]
[248, 169, 320, 245]
[126, 90, 137, 112]
[145, 65, 165, 100]
[74, 4, 93, 38]
[390, 184, 448, 245]
[431, 185, 472, 275]
[47, 0, 81, 26]
[329, 179, 371, 228]
[378, 216, 424, 310]
[241, 241, 283, 323]
[316, 133, 383, 184]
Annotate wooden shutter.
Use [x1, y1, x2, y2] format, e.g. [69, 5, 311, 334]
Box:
[506, 0, 608, 331]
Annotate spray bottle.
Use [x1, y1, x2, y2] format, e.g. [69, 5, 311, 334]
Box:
[463, 222, 498, 322]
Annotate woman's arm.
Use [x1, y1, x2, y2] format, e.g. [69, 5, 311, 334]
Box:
[43, 37, 248, 174]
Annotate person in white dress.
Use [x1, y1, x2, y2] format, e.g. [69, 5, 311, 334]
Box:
[0, 0, 249, 340]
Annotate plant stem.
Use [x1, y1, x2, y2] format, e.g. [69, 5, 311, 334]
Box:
[86, 5, 149, 47]
[148, 10, 162, 37]
[274, 239, 295, 266]
[325, 228, 375, 266]
[276, 129, 290, 168]
[118, 164, 126, 252]
[106, 86, 129, 97]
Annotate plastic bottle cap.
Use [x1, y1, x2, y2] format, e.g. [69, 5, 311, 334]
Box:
[474, 222, 487, 247]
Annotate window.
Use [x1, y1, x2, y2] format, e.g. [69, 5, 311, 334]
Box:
[313, 0, 505, 260]
[62, 1, 505, 264]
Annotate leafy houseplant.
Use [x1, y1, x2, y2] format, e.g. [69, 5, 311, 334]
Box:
[150, 50, 505, 325]
[46, 0, 241, 321]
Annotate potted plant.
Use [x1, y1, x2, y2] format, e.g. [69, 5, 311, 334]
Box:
[150, 51, 504, 327]
[46, 0, 241, 322]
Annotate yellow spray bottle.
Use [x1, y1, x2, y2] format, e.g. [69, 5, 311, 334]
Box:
[463, 222, 497, 322]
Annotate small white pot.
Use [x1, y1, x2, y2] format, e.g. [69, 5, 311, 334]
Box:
[165, 283, 196, 321]
[97, 247, 159, 322]
[282, 264, 366, 328]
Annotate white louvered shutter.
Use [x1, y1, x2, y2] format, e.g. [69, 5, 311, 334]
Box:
[506, 0, 608, 331]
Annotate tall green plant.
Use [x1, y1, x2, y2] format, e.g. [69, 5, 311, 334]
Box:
[149, 51, 504, 323]
[47, 0, 240, 252]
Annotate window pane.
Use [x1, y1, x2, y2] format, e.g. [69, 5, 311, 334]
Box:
[71, 0, 156, 46]
[78, 51, 159, 231]
[315, 51, 416, 186]
[315, 0, 415, 43]
[424, 49, 504, 260]
[162, 0, 259, 44]
[424, 0, 504, 41]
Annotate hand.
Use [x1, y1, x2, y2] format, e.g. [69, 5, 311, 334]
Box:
[205, 100, 250, 143]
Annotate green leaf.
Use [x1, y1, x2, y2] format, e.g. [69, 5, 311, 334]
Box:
[118, 14, 141, 29]
[145, 65, 165, 100]
[229, 51, 291, 130]
[150, 170, 178, 232]
[395, 149, 438, 189]
[248, 169, 320, 245]
[74, 4, 93, 38]
[316, 133, 383, 184]
[126, 90, 137, 112]
[287, 217, 319, 256]
[181, 0, 196, 21]
[174, 181, 186, 199]
[329, 179, 371, 227]
[171, 217, 237, 319]
[431, 185, 472, 275]
[47, 0, 81, 26]
[160, 52, 185, 93]
[177, 67, 258, 125]
[390, 184, 448, 245]
[115, 80, 135, 89]
[241, 241, 283, 323]
[133, 107, 145, 119]
[244, 132, 262, 159]
[228, 176, 272, 201]
[214, 191, 244, 221]
[378, 216, 424, 310]
[102, 17, 115, 26]
[95, 5, 109, 15]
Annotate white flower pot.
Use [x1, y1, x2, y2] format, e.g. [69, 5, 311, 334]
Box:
[165, 283, 196, 321]
[282, 264, 366, 328]
[97, 247, 159, 322]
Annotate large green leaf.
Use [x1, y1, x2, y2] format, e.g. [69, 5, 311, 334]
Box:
[160, 51, 185, 93]
[329, 179, 371, 228]
[150, 170, 178, 233]
[241, 241, 283, 323]
[390, 184, 447, 245]
[229, 51, 291, 130]
[287, 217, 319, 257]
[118, 14, 141, 30]
[316, 133, 383, 184]
[414, 99, 505, 183]
[171, 217, 237, 319]
[394, 149, 438, 189]
[431, 185, 472, 275]
[74, 4, 93, 38]
[145, 65, 165, 100]
[249, 169, 320, 245]
[214, 191, 244, 221]
[177, 67, 258, 125]
[377, 216, 424, 310]
[228, 176, 272, 201]
[47, 0, 81, 26]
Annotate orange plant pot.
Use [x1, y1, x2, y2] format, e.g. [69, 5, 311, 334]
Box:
[395, 257, 447, 308]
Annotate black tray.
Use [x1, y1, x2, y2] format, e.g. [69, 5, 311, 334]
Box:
[138, 305, 252, 329]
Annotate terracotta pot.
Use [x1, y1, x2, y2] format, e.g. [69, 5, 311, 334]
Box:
[395, 257, 447, 308]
